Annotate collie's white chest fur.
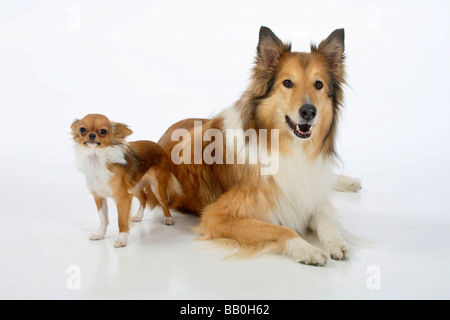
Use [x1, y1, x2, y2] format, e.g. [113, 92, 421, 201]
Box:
[271, 147, 334, 235]
[75, 145, 127, 198]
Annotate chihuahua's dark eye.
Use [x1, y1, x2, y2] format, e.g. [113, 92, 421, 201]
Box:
[315, 80, 323, 90]
[98, 129, 107, 136]
[283, 79, 293, 88]
[80, 127, 87, 134]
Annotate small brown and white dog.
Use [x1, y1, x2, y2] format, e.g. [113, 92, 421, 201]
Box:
[71, 114, 182, 247]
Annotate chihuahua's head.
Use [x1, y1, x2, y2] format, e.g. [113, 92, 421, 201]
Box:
[71, 114, 133, 148]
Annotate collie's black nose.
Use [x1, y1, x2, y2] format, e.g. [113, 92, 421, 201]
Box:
[89, 133, 96, 140]
[299, 104, 317, 121]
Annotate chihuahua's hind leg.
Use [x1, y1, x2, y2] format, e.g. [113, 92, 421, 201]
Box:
[147, 167, 175, 226]
[132, 205, 145, 222]
[90, 194, 108, 240]
[154, 184, 174, 225]
[131, 188, 147, 222]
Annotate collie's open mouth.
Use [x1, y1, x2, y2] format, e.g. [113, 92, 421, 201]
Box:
[285, 115, 312, 139]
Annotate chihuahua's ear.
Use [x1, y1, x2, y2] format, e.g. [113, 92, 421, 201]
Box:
[70, 119, 81, 136]
[111, 122, 133, 139]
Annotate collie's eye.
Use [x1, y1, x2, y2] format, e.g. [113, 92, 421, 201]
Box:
[98, 129, 107, 136]
[315, 80, 323, 90]
[80, 127, 87, 134]
[283, 79, 293, 88]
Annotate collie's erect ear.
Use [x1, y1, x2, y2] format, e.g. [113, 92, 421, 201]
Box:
[249, 27, 291, 98]
[317, 29, 345, 69]
[111, 122, 133, 139]
[256, 26, 291, 69]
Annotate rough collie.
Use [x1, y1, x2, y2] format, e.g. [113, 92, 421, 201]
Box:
[157, 27, 360, 265]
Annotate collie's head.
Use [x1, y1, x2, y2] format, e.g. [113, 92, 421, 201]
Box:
[243, 27, 346, 158]
[70, 113, 133, 148]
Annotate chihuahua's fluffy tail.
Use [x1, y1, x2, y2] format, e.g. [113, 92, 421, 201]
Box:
[167, 173, 183, 200]
[138, 170, 183, 211]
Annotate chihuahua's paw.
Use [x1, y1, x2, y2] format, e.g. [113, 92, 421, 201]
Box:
[89, 232, 105, 241]
[113, 233, 128, 248]
[113, 240, 127, 248]
[131, 206, 144, 222]
[164, 217, 175, 225]
[131, 215, 143, 222]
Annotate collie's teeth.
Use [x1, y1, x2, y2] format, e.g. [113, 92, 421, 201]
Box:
[295, 125, 300, 132]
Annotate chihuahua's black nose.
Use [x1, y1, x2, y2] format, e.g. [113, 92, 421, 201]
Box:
[89, 133, 96, 140]
[299, 104, 317, 121]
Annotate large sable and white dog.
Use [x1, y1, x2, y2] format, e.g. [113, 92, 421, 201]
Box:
[158, 27, 360, 266]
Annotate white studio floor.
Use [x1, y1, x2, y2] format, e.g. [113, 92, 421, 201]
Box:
[1, 157, 449, 300]
[0, 0, 449, 300]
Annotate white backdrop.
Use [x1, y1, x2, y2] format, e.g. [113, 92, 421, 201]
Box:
[0, 0, 449, 299]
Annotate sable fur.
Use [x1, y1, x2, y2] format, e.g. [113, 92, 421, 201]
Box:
[157, 27, 357, 265]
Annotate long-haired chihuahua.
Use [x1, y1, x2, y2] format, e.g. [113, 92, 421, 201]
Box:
[71, 114, 182, 247]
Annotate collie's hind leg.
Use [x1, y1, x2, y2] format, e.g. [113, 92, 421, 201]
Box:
[309, 205, 349, 260]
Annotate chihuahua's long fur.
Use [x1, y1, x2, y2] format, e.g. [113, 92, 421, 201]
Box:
[71, 114, 182, 247]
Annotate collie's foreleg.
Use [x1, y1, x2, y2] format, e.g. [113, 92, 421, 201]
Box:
[309, 205, 350, 260]
[197, 188, 329, 266]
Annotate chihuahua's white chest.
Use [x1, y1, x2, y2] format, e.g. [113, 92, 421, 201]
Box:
[75, 145, 127, 198]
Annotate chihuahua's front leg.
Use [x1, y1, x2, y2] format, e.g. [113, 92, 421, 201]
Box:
[113, 192, 133, 248]
[90, 194, 108, 240]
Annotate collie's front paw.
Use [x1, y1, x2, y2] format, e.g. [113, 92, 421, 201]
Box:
[113, 233, 128, 248]
[299, 248, 329, 266]
[334, 175, 362, 192]
[324, 239, 349, 260]
[286, 238, 329, 266]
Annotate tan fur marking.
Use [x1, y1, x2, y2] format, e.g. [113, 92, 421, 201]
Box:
[157, 27, 347, 262]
